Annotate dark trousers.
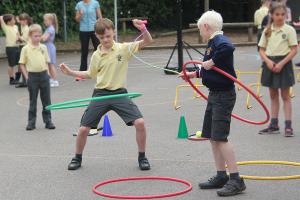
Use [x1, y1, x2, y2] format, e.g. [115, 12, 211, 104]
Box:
[79, 31, 100, 71]
[27, 71, 52, 126]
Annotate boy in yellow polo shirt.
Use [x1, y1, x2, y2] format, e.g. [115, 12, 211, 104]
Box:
[19, 24, 55, 131]
[0, 14, 21, 85]
[60, 18, 153, 171]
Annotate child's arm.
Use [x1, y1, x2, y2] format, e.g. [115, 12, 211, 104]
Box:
[0, 16, 7, 32]
[132, 19, 153, 49]
[60, 63, 91, 79]
[178, 71, 198, 81]
[273, 46, 297, 73]
[20, 64, 28, 80]
[259, 48, 276, 71]
[42, 32, 50, 42]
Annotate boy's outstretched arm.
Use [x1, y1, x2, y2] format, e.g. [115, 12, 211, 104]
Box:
[59, 63, 91, 79]
[132, 19, 153, 49]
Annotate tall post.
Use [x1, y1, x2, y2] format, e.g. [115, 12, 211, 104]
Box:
[63, 0, 67, 42]
[114, 0, 118, 42]
[204, 0, 209, 11]
[177, 0, 183, 72]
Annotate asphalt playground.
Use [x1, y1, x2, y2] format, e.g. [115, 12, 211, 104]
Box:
[1, 46, 300, 200]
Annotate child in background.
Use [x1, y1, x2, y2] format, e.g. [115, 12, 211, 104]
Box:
[15, 13, 32, 88]
[19, 24, 55, 131]
[254, 0, 271, 46]
[179, 10, 246, 196]
[258, 2, 298, 137]
[0, 14, 20, 85]
[42, 13, 59, 87]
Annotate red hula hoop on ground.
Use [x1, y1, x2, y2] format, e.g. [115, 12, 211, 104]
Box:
[182, 60, 270, 125]
[93, 176, 193, 199]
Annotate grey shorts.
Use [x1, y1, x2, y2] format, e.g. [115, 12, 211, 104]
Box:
[6, 47, 20, 67]
[202, 89, 236, 142]
[80, 88, 143, 128]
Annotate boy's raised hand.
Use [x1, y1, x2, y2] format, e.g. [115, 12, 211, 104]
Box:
[132, 19, 146, 31]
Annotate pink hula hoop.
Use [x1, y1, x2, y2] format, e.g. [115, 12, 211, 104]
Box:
[182, 60, 270, 125]
[93, 176, 192, 199]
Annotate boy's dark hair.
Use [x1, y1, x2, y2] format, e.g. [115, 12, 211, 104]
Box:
[19, 13, 32, 25]
[3, 14, 15, 24]
[95, 18, 115, 35]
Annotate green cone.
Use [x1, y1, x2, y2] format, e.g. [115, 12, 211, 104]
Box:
[177, 116, 188, 139]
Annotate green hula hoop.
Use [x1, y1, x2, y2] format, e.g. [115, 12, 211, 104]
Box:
[46, 93, 142, 110]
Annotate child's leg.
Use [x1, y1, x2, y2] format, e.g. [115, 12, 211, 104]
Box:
[8, 66, 14, 78]
[133, 118, 150, 170]
[75, 126, 91, 154]
[27, 75, 39, 128]
[39, 73, 53, 126]
[216, 141, 238, 173]
[281, 88, 292, 121]
[281, 87, 293, 136]
[48, 64, 58, 80]
[133, 118, 146, 153]
[270, 88, 280, 121]
[210, 141, 226, 171]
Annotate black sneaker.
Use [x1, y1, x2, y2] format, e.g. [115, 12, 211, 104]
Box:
[26, 124, 36, 131]
[138, 157, 151, 170]
[199, 175, 229, 189]
[217, 178, 246, 197]
[15, 83, 27, 88]
[68, 157, 82, 170]
[258, 126, 280, 134]
[9, 78, 18, 85]
[45, 122, 56, 129]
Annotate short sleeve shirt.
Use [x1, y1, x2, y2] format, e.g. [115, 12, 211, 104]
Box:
[87, 41, 140, 90]
[75, 0, 100, 32]
[0, 20, 19, 47]
[19, 43, 50, 72]
[259, 23, 298, 56]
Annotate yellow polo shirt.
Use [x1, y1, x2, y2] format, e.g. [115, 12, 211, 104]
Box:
[254, 6, 269, 29]
[19, 43, 50, 72]
[87, 41, 140, 90]
[0, 20, 19, 47]
[259, 24, 298, 56]
[20, 25, 29, 45]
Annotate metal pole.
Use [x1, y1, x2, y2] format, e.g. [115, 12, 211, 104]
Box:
[177, 0, 183, 72]
[114, 0, 118, 42]
[204, 0, 209, 11]
[63, 0, 67, 42]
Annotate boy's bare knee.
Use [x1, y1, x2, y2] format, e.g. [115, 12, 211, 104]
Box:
[78, 126, 90, 136]
[134, 118, 145, 129]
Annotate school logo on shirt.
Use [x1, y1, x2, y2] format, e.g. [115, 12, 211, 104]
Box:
[116, 54, 122, 62]
[282, 33, 287, 40]
[206, 47, 212, 56]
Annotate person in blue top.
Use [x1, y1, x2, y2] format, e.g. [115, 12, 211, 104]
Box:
[75, 0, 102, 81]
[179, 10, 246, 197]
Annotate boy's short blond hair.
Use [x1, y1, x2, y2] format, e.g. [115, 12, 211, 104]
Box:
[197, 10, 223, 32]
[29, 24, 42, 35]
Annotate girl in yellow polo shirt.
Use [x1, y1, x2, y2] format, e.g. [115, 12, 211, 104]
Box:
[19, 24, 55, 131]
[258, 2, 298, 137]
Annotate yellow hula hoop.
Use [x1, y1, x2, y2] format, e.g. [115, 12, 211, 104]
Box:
[236, 161, 300, 180]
